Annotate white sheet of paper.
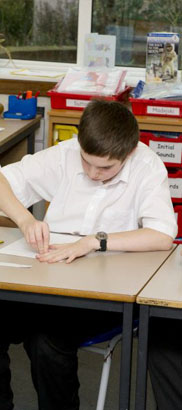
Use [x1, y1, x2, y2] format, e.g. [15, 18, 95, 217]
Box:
[0, 233, 78, 259]
[0, 262, 32, 268]
[10, 69, 65, 79]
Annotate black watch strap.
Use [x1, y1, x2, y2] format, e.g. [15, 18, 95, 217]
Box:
[100, 238, 107, 252]
[95, 232, 108, 252]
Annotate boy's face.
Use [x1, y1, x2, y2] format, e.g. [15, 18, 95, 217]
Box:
[80, 149, 125, 183]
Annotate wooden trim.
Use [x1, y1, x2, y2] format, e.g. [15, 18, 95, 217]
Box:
[47, 109, 82, 120]
[136, 115, 182, 126]
[136, 115, 182, 133]
[0, 281, 135, 302]
[0, 79, 55, 97]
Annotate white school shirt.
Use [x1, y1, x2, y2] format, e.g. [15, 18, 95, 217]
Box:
[0, 138, 177, 238]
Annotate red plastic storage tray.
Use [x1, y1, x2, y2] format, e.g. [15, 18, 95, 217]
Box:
[139, 131, 182, 167]
[168, 169, 182, 202]
[130, 97, 182, 118]
[174, 205, 182, 238]
[47, 87, 131, 110]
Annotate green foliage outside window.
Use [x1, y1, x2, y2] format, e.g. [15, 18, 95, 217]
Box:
[0, 0, 33, 46]
[0, 0, 78, 48]
[0, 0, 78, 63]
[34, 1, 78, 46]
[92, 0, 144, 29]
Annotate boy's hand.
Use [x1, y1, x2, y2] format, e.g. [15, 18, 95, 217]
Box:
[19, 217, 50, 254]
[36, 236, 99, 264]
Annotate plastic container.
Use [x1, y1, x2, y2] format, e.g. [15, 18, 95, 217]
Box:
[53, 125, 78, 145]
[3, 95, 37, 120]
[174, 205, 182, 237]
[139, 131, 182, 167]
[47, 86, 131, 110]
[168, 169, 182, 202]
[130, 97, 182, 118]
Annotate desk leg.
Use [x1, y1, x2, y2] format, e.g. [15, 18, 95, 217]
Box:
[27, 131, 35, 214]
[119, 302, 134, 410]
[27, 131, 35, 155]
[135, 305, 150, 410]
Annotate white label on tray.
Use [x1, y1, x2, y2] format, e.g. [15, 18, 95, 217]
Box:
[147, 105, 180, 116]
[149, 141, 182, 163]
[168, 178, 182, 198]
[66, 99, 90, 108]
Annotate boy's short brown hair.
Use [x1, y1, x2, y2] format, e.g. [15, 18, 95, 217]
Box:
[78, 99, 139, 162]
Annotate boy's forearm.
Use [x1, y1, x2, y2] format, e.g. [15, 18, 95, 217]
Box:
[90, 228, 173, 253]
[0, 172, 33, 228]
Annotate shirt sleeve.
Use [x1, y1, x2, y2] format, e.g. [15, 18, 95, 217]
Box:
[137, 162, 178, 239]
[0, 145, 63, 208]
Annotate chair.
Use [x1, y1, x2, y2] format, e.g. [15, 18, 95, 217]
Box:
[79, 320, 138, 410]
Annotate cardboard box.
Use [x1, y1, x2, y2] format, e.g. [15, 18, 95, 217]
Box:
[146, 32, 179, 83]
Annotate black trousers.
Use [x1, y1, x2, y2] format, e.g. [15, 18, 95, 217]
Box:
[0, 300, 122, 410]
[148, 317, 182, 410]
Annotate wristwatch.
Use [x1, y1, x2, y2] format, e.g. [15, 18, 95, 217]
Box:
[95, 231, 108, 252]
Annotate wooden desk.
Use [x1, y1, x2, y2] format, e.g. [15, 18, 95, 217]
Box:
[0, 228, 175, 410]
[135, 245, 181, 410]
[0, 116, 41, 166]
[0, 116, 41, 227]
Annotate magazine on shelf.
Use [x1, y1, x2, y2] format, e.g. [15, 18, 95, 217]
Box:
[146, 32, 179, 83]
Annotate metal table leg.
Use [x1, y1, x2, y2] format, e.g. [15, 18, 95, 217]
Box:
[119, 302, 134, 410]
[135, 305, 150, 410]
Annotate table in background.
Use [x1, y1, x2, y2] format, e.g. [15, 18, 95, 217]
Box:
[0, 227, 176, 410]
[0, 115, 41, 166]
[0, 116, 41, 226]
[135, 244, 181, 410]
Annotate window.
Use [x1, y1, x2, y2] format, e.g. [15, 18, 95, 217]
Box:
[0, 0, 181, 69]
[92, 0, 182, 68]
[0, 0, 79, 64]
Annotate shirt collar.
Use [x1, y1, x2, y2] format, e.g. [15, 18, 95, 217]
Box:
[76, 151, 85, 174]
[105, 155, 132, 186]
[76, 150, 132, 185]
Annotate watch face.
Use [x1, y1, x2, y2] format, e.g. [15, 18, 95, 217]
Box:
[96, 231, 108, 240]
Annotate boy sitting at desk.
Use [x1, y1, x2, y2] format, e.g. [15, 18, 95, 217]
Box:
[0, 99, 177, 410]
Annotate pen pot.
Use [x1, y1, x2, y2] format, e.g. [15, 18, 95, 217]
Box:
[3, 95, 37, 120]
